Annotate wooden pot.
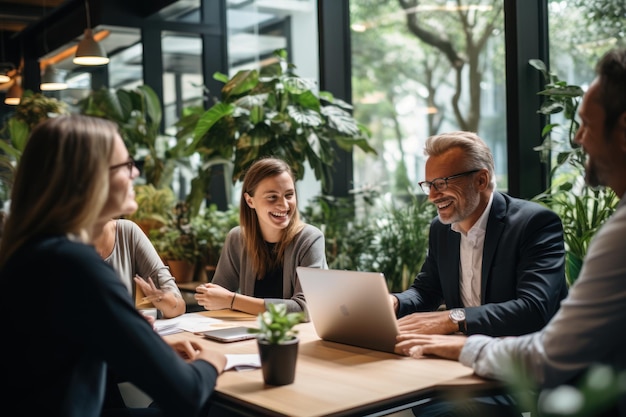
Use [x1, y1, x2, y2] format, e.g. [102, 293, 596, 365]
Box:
[166, 259, 195, 283]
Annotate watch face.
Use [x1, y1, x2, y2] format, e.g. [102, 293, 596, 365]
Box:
[450, 309, 465, 322]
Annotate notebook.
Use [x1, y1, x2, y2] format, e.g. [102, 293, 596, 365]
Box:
[296, 267, 400, 354]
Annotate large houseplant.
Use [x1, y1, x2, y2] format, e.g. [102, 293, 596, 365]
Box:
[248, 303, 305, 386]
[529, 59, 618, 285]
[79, 85, 189, 189]
[174, 49, 377, 216]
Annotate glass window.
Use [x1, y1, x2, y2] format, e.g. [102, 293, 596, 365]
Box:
[162, 32, 204, 129]
[546, 0, 624, 177]
[350, 0, 507, 206]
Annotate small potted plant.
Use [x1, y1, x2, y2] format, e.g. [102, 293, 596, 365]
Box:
[248, 303, 305, 386]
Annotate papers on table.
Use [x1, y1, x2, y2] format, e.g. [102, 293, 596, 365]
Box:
[225, 353, 261, 371]
[153, 312, 261, 372]
[153, 312, 223, 336]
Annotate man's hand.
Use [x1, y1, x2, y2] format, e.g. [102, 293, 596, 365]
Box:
[395, 333, 467, 360]
[397, 311, 458, 334]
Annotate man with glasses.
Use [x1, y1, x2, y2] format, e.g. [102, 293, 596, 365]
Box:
[391, 130, 567, 336]
[390, 131, 568, 416]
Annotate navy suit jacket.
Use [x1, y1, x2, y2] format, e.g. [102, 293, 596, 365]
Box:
[395, 191, 568, 337]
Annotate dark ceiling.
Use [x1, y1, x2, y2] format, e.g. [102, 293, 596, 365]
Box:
[0, 0, 70, 69]
[0, 0, 68, 36]
[0, 0, 179, 73]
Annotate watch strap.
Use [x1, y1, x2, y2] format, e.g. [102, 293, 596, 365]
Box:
[457, 318, 466, 334]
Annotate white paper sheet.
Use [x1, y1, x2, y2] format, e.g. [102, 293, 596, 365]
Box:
[225, 353, 261, 371]
[153, 312, 223, 336]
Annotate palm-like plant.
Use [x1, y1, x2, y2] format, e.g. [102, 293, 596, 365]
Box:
[174, 49, 377, 215]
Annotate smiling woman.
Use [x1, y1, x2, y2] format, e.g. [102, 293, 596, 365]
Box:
[194, 156, 328, 317]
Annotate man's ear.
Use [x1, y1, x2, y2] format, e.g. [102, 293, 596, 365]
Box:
[477, 170, 489, 190]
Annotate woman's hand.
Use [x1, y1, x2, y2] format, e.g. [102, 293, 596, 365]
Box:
[395, 333, 467, 361]
[194, 283, 232, 310]
[135, 275, 165, 301]
[135, 275, 183, 318]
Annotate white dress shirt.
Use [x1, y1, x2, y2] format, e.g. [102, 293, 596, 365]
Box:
[451, 192, 494, 307]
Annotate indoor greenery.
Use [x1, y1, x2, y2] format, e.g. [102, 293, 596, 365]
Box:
[149, 202, 199, 264]
[79, 84, 187, 189]
[302, 189, 435, 292]
[190, 204, 239, 268]
[248, 303, 305, 344]
[174, 48, 377, 216]
[529, 59, 618, 285]
[126, 184, 176, 233]
[0, 91, 69, 201]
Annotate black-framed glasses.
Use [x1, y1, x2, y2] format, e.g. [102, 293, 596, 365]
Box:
[109, 158, 136, 178]
[418, 169, 480, 194]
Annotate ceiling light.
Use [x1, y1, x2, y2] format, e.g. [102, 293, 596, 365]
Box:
[73, 0, 109, 66]
[73, 28, 110, 66]
[5, 78, 22, 105]
[40, 65, 68, 91]
[0, 63, 14, 84]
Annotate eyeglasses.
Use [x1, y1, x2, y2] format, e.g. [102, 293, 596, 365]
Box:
[418, 169, 480, 194]
[109, 158, 137, 178]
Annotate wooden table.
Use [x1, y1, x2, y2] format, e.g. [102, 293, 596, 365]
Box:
[164, 310, 500, 417]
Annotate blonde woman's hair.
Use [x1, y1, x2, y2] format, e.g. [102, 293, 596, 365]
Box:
[239, 157, 304, 279]
[0, 115, 118, 268]
[424, 131, 496, 189]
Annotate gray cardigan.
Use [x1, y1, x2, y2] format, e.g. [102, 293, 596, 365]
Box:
[212, 224, 328, 316]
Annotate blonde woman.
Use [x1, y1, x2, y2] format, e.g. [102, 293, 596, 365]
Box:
[0, 115, 225, 417]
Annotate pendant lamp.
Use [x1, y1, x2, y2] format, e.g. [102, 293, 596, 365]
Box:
[73, 0, 109, 66]
[5, 77, 22, 105]
[40, 64, 68, 91]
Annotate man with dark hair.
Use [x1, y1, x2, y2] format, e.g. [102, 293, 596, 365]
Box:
[396, 47, 626, 417]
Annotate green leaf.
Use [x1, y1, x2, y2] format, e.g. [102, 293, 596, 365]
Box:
[288, 106, 322, 127]
[192, 102, 235, 145]
[222, 70, 259, 100]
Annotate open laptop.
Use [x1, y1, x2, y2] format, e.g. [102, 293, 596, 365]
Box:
[296, 267, 399, 354]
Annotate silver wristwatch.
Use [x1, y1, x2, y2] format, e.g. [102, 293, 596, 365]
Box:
[449, 308, 466, 333]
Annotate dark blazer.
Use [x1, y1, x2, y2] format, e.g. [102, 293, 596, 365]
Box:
[0, 236, 219, 417]
[395, 191, 568, 337]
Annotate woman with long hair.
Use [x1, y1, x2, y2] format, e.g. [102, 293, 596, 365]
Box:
[0, 114, 225, 417]
[195, 157, 327, 316]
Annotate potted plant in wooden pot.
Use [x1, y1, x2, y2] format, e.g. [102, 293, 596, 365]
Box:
[126, 184, 176, 235]
[248, 303, 305, 386]
[149, 202, 199, 284]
